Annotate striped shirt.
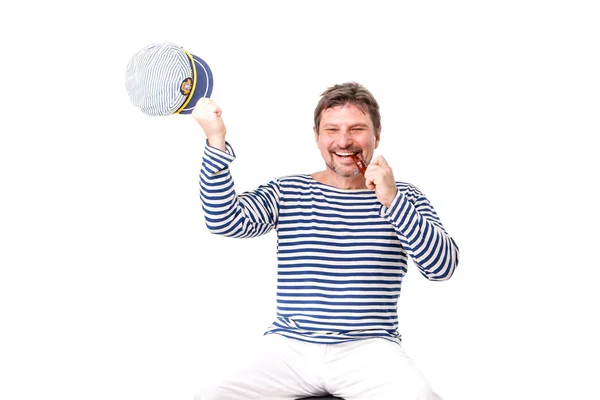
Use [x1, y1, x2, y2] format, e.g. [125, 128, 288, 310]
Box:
[200, 142, 459, 345]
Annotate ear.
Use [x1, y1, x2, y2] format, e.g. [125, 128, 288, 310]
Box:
[313, 126, 319, 143]
[375, 126, 382, 149]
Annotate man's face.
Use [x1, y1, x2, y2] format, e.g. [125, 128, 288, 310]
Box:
[314, 103, 380, 178]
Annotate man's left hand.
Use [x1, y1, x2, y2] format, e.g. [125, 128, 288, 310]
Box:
[365, 155, 398, 208]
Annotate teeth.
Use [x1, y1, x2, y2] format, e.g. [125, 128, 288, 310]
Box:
[335, 152, 355, 156]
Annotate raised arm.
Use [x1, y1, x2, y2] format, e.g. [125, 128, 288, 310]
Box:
[194, 98, 280, 238]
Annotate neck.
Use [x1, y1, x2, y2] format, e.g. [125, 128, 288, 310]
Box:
[311, 169, 367, 190]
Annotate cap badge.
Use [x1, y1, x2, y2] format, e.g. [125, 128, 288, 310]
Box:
[180, 77, 194, 96]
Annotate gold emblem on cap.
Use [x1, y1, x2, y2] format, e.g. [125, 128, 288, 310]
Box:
[180, 77, 194, 96]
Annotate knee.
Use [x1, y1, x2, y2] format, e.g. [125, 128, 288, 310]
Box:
[413, 378, 440, 400]
[193, 388, 216, 400]
[395, 372, 438, 400]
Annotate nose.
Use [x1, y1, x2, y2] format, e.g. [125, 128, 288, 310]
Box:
[337, 129, 352, 148]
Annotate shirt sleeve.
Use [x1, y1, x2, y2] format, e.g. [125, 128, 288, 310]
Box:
[199, 141, 280, 238]
[379, 184, 460, 281]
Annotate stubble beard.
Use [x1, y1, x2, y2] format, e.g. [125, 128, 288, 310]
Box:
[326, 160, 361, 178]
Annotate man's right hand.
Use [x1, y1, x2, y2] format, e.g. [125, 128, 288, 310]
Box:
[192, 98, 227, 151]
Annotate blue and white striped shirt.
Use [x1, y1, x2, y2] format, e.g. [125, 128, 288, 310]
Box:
[200, 142, 459, 344]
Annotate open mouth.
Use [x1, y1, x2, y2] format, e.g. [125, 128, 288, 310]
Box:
[333, 151, 360, 158]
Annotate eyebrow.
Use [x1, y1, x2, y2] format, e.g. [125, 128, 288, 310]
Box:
[322, 123, 370, 128]
[349, 123, 369, 128]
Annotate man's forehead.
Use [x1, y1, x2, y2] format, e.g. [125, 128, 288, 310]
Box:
[321, 104, 371, 123]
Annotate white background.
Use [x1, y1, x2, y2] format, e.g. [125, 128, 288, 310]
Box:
[1, 1, 599, 399]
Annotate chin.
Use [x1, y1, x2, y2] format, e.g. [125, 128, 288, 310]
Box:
[328, 163, 360, 178]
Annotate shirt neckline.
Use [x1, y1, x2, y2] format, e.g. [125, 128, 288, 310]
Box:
[304, 174, 375, 194]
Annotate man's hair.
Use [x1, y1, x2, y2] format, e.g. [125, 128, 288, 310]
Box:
[313, 82, 381, 134]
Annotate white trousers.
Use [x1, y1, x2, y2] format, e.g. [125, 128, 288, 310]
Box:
[195, 333, 442, 400]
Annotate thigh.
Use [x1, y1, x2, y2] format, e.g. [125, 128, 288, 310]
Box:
[195, 334, 324, 400]
[327, 339, 439, 400]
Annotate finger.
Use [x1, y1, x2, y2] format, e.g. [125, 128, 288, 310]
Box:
[364, 164, 382, 182]
[193, 97, 211, 108]
[193, 97, 220, 113]
[370, 155, 389, 168]
[193, 100, 221, 120]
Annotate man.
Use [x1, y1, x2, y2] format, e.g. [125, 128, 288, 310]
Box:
[194, 82, 459, 399]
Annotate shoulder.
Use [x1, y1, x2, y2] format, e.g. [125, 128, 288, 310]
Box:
[396, 181, 425, 201]
[275, 174, 313, 187]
